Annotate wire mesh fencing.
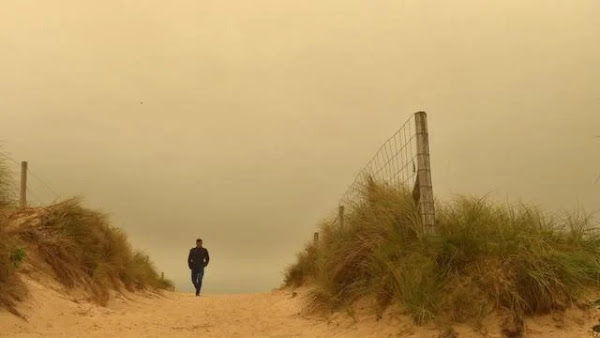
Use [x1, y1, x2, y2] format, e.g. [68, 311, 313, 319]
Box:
[330, 111, 435, 234]
[339, 114, 419, 207]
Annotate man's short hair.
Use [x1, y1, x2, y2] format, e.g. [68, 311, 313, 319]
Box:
[196, 238, 202, 243]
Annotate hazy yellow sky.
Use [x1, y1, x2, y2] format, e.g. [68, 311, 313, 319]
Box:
[1, 0, 599, 292]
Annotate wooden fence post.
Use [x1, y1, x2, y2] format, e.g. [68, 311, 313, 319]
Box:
[313, 232, 319, 244]
[414, 112, 435, 234]
[20, 161, 27, 208]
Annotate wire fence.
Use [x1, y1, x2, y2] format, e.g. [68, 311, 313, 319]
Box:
[339, 114, 419, 207]
[327, 111, 435, 234]
[0, 149, 61, 207]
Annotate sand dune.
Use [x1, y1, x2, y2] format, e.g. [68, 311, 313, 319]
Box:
[1, 277, 598, 338]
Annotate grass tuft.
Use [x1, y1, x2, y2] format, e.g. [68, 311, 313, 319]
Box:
[285, 179, 600, 326]
[0, 226, 28, 315]
[0, 155, 26, 314]
[0, 152, 173, 312]
[0, 154, 15, 208]
[0, 197, 174, 310]
[12, 198, 175, 304]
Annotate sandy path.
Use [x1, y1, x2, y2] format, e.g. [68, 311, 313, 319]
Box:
[1, 279, 598, 338]
[0, 279, 403, 338]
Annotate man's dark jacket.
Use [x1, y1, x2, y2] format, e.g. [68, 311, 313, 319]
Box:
[188, 247, 210, 270]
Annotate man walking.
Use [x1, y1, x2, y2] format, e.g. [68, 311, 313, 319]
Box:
[188, 238, 210, 296]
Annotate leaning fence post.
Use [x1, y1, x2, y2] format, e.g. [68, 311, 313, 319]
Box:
[338, 205, 345, 228]
[414, 112, 435, 234]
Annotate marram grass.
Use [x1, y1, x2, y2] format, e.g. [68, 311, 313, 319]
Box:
[285, 180, 600, 326]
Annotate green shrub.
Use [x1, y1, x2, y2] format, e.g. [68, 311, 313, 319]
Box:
[9, 247, 26, 268]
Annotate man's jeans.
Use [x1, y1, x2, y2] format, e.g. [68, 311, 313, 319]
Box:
[191, 267, 204, 294]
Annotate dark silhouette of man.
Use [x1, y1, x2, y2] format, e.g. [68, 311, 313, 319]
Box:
[188, 238, 210, 296]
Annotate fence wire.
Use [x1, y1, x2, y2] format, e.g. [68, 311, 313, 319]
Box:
[0, 150, 61, 207]
[339, 114, 419, 207]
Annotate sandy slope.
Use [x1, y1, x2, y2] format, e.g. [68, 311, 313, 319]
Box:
[1, 278, 598, 338]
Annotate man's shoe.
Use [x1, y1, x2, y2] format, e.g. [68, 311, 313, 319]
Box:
[195, 289, 199, 296]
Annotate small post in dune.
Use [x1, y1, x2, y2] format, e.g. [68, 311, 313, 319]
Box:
[338, 205, 345, 228]
[20, 161, 28, 208]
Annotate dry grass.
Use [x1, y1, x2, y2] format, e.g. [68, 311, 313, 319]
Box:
[285, 179, 600, 330]
[10, 198, 175, 305]
[0, 155, 27, 315]
[0, 155, 15, 208]
[284, 241, 318, 288]
[0, 153, 173, 313]
[0, 223, 28, 316]
[0, 199, 174, 312]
